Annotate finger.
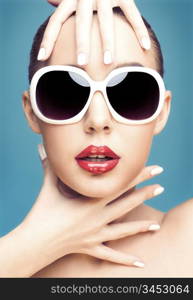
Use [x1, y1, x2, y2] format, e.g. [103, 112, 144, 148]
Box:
[82, 244, 144, 267]
[47, 0, 62, 6]
[76, 0, 94, 65]
[97, 0, 114, 64]
[101, 165, 164, 207]
[98, 221, 160, 242]
[119, 0, 151, 50]
[37, 0, 77, 61]
[104, 184, 164, 223]
[127, 165, 164, 190]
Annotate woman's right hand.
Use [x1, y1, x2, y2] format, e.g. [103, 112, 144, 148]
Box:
[39, 0, 151, 63]
[23, 144, 164, 269]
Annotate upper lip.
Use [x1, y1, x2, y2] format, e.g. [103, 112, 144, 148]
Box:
[75, 145, 120, 159]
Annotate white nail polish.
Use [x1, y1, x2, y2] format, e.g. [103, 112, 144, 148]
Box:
[153, 186, 164, 196]
[104, 51, 112, 64]
[133, 261, 145, 268]
[38, 144, 47, 160]
[37, 48, 46, 60]
[141, 37, 151, 50]
[150, 167, 164, 176]
[148, 224, 160, 231]
[77, 53, 87, 65]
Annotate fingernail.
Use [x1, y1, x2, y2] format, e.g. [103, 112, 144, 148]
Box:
[37, 48, 46, 60]
[153, 186, 164, 196]
[133, 261, 145, 268]
[38, 144, 47, 160]
[150, 167, 164, 176]
[141, 37, 151, 50]
[104, 50, 112, 64]
[148, 224, 160, 231]
[77, 53, 87, 65]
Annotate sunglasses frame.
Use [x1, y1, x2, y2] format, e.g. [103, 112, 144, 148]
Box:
[30, 65, 166, 125]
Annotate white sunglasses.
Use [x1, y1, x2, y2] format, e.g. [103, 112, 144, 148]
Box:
[30, 65, 166, 125]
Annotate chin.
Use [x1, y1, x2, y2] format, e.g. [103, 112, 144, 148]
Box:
[57, 174, 117, 198]
[79, 189, 112, 198]
[72, 179, 123, 199]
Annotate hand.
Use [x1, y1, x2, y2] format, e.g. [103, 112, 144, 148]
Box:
[23, 144, 164, 268]
[38, 0, 151, 63]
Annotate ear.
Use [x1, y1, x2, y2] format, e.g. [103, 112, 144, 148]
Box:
[22, 91, 41, 134]
[153, 90, 172, 135]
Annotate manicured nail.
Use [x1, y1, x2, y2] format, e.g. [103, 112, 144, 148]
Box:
[37, 48, 46, 60]
[37, 144, 47, 160]
[150, 167, 164, 176]
[133, 261, 145, 268]
[77, 53, 87, 65]
[141, 37, 151, 50]
[153, 186, 164, 196]
[148, 224, 160, 231]
[104, 50, 112, 64]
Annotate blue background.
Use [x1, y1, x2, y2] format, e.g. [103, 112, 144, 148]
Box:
[0, 0, 193, 236]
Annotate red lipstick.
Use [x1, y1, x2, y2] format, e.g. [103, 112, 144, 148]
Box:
[75, 145, 120, 174]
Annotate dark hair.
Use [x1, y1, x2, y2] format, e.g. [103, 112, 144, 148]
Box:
[28, 7, 164, 83]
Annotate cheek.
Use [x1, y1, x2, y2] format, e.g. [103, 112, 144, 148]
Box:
[120, 125, 155, 179]
[39, 125, 78, 170]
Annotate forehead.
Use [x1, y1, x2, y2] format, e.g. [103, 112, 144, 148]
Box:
[48, 14, 157, 80]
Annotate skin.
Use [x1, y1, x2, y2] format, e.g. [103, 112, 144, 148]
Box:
[22, 13, 193, 277]
[24, 13, 171, 200]
[40, 0, 151, 63]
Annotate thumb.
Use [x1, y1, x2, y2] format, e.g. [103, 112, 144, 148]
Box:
[37, 144, 58, 186]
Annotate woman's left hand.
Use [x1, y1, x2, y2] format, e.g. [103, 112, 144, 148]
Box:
[38, 0, 151, 64]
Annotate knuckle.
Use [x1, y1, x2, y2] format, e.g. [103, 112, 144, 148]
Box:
[145, 185, 155, 199]
[141, 222, 152, 231]
[141, 168, 151, 181]
[77, 44, 88, 54]
[140, 185, 155, 201]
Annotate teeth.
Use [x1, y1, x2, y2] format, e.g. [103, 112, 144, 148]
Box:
[88, 155, 106, 158]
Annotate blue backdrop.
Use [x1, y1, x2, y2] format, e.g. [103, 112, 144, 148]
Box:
[0, 0, 193, 236]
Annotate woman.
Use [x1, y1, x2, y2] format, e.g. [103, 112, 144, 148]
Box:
[1, 0, 192, 278]
[23, 5, 192, 277]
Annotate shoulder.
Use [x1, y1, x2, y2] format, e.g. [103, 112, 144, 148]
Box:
[163, 197, 193, 243]
[161, 198, 193, 272]
[164, 197, 193, 225]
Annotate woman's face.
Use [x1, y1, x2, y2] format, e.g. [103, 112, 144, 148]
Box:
[25, 14, 171, 198]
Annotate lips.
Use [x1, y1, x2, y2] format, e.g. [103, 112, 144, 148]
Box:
[75, 145, 121, 174]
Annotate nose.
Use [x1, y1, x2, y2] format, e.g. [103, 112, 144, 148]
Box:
[83, 91, 113, 134]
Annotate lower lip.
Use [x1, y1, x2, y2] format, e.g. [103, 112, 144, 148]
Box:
[75, 159, 120, 174]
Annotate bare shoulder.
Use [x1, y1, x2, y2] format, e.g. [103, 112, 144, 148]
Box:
[163, 197, 193, 241]
[164, 197, 193, 224]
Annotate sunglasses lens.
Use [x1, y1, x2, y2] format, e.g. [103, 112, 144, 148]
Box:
[36, 70, 90, 120]
[107, 71, 160, 120]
